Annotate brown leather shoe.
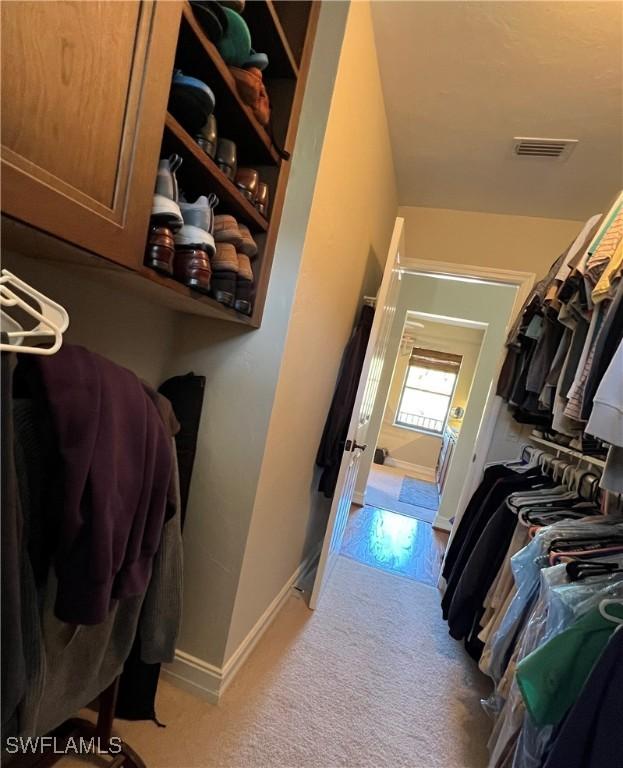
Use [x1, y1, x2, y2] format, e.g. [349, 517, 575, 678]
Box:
[235, 168, 259, 202]
[173, 248, 212, 293]
[234, 253, 254, 314]
[255, 182, 269, 217]
[145, 224, 175, 275]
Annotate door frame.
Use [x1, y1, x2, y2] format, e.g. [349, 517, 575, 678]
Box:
[362, 257, 534, 533]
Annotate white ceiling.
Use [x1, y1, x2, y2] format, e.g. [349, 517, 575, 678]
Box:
[371, 1, 623, 220]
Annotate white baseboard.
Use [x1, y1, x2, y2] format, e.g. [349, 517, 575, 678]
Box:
[164, 548, 318, 702]
[352, 491, 365, 505]
[432, 516, 452, 533]
[384, 457, 436, 481]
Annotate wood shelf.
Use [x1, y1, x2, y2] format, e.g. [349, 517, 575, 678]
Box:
[164, 113, 269, 233]
[179, 2, 280, 166]
[242, 1, 299, 79]
[137, 266, 257, 325]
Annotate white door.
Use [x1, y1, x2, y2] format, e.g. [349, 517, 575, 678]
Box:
[310, 218, 405, 609]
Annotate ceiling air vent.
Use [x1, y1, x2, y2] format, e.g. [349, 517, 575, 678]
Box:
[513, 137, 578, 161]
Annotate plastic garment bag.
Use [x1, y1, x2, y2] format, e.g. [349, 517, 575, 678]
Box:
[485, 563, 623, 768]
[513, 570, 623, 768]
[483, 518, 623, 684]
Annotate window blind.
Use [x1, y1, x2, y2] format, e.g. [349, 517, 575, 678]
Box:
[409, 347, 463, 374]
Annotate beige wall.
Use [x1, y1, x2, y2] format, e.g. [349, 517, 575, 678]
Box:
[1, 252, 177, 387]
[224, 0, 398, 661]
[398, 206, 584, 278]
[378, 323, 484, 470]
[162, 2, 351, 672]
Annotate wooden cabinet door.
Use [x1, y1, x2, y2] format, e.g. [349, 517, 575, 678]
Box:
[1, 1, 181, 268]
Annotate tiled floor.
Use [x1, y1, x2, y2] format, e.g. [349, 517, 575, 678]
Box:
[340, 504, 448, 586]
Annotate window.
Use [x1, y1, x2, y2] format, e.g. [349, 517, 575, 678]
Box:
[395, 348, 462, 434]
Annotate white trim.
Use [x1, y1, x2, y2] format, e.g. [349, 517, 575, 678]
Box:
[384, 457, 436, 481]
[443, 269, 534, 536]
[418, 259, 534, 535]
[352, 491, 365, 505]
[164, 548, 319, 702]
[433, 518, 452, 533]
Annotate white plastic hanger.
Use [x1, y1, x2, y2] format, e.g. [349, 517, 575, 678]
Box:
[0, 270, 69, 355]
[599, 598, 623, 627]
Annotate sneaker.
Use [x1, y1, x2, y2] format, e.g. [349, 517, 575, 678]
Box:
[237, 223, 258, 258]
[175, 194, 219, 256]
[169, 70, 216, 136]
[152, 155, 184, 230]
[214, 214, 242, 247]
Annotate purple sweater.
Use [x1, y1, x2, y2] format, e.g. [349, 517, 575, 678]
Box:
[34, 345, 172, 625]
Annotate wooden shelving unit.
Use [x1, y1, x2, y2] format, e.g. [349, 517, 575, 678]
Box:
[147, 0, 320, 327]
[178, 2, 281, 166]
[1, 0, 320, 329]
[163, 113, 269, 233]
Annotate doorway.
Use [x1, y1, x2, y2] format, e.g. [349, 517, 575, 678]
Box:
[327, 265, 532, 598]
[365, 314, 485, 522]
[341, 311, 486, 584]
[311, 216, 534, 608]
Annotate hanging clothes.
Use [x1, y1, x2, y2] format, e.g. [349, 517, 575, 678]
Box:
[440, 441, 623, 768]
[496, 200, 622, 448]
[3, 345, 183, 739]
[542, 628, 623, 768]
[316, 304, 374, 497]
[1, 345, 26, 733]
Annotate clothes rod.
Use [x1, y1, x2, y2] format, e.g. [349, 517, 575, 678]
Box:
[528, 435, 606, 469]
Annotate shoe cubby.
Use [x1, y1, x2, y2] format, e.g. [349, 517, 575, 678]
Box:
[1, 1, 318, 329]
[150, 0, 318, 327]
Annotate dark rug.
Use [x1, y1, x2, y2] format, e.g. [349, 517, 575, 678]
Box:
[398, 476, 439, 510]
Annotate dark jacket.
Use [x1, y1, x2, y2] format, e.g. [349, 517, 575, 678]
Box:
[316, 305, 374, 498]
[33, 345, 172, 625]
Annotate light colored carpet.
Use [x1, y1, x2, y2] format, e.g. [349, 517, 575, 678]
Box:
[365, 465, 437, 523]
[109, 556, 490, 768]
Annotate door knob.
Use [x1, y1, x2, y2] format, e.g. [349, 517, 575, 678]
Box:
[344, 440, 367, 452]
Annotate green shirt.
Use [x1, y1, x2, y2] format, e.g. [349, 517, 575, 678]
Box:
[516, 603, 623, 726]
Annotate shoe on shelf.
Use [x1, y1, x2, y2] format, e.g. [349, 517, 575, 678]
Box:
[152, 154, 184, 231]
[214, 214, 242, 247]
[237, 223, 257, 258]
[196, 114, 218, 159]
[255, 181, 269, 217]
[235, 167, 259, 202]
[169, 70, 216, 136]
[144, 224, 176, 275]
[234, 252, 254, 314]
[173, 248, 212, 293]
[210, 242, 239, 306]
[175, 194, 219, 256]
[215, 138, 237, 180]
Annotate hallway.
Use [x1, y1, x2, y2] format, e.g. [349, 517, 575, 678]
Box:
[112, 556, 491, 768]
